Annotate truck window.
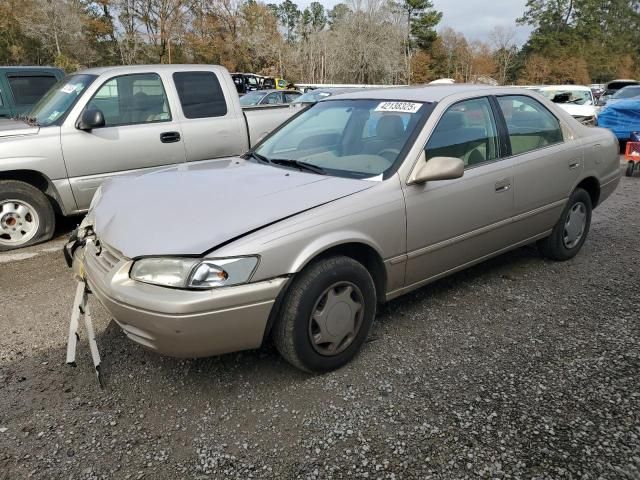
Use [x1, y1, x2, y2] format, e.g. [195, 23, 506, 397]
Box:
[173, 71, 227, 119]
[85, 73, 171, 127]
[7, 75, 58, 107]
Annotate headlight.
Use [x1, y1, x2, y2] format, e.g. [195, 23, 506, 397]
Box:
[130, 256, 259, 289]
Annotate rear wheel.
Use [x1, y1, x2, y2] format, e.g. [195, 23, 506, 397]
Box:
[0, 180, 55, 251]
[538, 188, 592, 261]
[273, 255, 377, 372]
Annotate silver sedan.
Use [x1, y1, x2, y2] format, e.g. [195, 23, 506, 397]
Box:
[68, 85, 621, 372]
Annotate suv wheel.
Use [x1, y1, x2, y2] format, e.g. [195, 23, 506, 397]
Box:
[273, 255, 377, 372]
[0, 180, 55, 251]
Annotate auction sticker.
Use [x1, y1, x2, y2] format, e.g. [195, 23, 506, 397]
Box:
[375, 102, 422, 114]
[60, 84, 77, 94]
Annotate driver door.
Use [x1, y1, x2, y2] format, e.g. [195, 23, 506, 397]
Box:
[61, 72, 185, 209]
[403, 96, 518, 288]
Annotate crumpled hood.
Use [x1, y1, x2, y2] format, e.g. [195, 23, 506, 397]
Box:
[93, 158, 374, 258]
[0, 118, 39, 138]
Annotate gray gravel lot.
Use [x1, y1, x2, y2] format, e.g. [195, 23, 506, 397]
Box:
[1, 173, 639, 480]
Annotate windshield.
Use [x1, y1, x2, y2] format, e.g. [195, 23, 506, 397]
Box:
[240, 91, 265, 106]
[612, 86, 640, 99]
[253, 99, 430, 179]
[27, 74, 96, 126]
[540, 89, 592, 105]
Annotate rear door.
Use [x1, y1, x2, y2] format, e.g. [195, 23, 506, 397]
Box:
[403, 96, 517, 287]
[495, 95, 581, 241]
[61, 71, 186, 209]
[172, 70, 247, 162]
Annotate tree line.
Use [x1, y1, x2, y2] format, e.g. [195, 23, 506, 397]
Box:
[1, 0, 639, 85]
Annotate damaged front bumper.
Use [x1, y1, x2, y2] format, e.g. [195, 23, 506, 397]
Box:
[64, 232, 287, 362]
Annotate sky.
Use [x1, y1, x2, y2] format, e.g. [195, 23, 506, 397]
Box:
[297, 0, 534, 45]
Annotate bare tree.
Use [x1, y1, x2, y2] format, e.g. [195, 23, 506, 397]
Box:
[489, 26, 517, 85]
[133, 0, 192, 63]
[18, 0, 91, 66]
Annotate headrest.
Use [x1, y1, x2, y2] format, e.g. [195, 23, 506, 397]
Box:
[376, 115, 405, 139]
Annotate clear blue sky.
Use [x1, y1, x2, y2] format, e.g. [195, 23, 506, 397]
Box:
[296, 0, 533, 44]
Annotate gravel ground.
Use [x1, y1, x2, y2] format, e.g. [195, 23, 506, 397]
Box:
[1, 173, 639, 480]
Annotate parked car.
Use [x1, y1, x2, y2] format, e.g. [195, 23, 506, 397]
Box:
[597, 98, 640, 140]
[538, 85, 597, 125]
[231, 73, 261, 95]
[262, 77, 292, 90]
[291, 88, 361, 105]
[602, 85, 640, 106]
[0, 65, 296, 251]
[0, 66, 63, 118]
[67, 85, 620, 372]
[596, 79, 640, 107]
[239, 89, 301, 106]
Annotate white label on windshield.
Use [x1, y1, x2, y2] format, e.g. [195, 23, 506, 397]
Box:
[375, 101, 422, 113]
[60, 84, 76, 94]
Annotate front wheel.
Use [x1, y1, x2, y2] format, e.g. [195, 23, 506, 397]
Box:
[626, 161, 636, 177]
[273, 255, 377, 372]
[537, 188, 592, 261]
[0, 180, 55, 251]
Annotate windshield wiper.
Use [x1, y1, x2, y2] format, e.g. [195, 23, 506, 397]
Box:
[245, 151, 270, 164]
[270, 158, 327, 175]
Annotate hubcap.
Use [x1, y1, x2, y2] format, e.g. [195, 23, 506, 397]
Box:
[563, 202, 587, 249]
[0, 200, 39, 246]
[308, 281, 364, 356]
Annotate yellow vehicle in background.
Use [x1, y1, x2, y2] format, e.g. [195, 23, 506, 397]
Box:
[263, 77, 293, 90]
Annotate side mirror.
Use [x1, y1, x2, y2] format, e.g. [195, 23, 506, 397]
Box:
[408, 153, 464, 185]
[77, 109, 105, 131]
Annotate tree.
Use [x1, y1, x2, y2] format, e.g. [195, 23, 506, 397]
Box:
[276, 0, 301, 42]
[328, 3, 350, 29]
[489, 26, 517, 85]
[391, 0, 441, 82]
[17, 0, 94, 68]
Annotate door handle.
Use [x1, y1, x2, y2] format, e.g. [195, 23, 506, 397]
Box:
[568, 160, 581, 169]
[495, 179, 511, 193]
[160, 131, 181, 143]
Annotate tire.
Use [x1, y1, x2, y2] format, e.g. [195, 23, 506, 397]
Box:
[273, 255, 377, 373]
[0, 180, 55, 251]
[626, 161, 636, 177]
[537, 188, 592, 261]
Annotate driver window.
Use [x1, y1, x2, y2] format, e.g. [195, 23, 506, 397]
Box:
[85, 73, 171, 127]
[425, 97, 499, 168]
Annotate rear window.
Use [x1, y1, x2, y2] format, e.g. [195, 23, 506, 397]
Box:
[173, 71, 227, 119]
[7, 75, 58, 106]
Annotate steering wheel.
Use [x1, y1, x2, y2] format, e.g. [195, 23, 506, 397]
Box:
[378, 148, 401, 162]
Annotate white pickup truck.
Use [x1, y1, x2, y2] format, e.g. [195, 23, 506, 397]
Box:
[0, 64, 296, 250]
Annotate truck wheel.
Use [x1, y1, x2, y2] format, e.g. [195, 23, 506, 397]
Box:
[273, 255, 377, 373]
[626, 161, 636, 177]
[537, 188, 592, 261]
[0, 180, 55, 251]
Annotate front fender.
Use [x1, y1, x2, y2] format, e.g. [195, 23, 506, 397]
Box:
[289, 230, 385, 274]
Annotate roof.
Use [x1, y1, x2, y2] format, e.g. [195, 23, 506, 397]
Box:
[539, 85, 591, 91]
[0, 66, 62, 72]
[79, 64, 227, 76]
[243, 89, 299, 94]
[327, 84, 527, 103]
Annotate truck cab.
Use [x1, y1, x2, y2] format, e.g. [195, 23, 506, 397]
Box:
[0, 67, 64, 118]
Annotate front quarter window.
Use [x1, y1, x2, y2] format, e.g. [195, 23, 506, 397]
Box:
[253, 99, 430, 178]
[28, 74, 96, 126]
